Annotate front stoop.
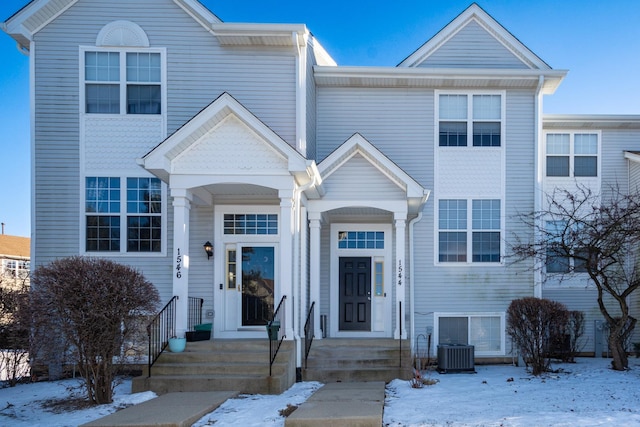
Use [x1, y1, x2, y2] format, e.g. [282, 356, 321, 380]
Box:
[132, 339, 295, 395]
[303, 338, 411, 383]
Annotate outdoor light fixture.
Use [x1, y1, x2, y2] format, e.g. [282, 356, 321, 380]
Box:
[203, 241, 213, 259]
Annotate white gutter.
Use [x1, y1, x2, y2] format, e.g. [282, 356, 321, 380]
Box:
[533, 75, 545, 298]
[409, 190, 430, 356]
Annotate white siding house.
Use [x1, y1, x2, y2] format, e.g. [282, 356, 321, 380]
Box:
[3, 0, 640, 378]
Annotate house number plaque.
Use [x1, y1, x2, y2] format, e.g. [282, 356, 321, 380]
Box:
[176, 249, 182, 279]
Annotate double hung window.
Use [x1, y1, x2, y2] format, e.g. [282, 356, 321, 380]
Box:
[546, 133, 598, 177]
[439, 94, 502, 147]
[84, 51, 162, 114]
[85, 176, 163, 253]
[439, 199, 501, 263]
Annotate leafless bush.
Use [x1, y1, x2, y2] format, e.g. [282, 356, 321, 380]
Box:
[31, 256, 160, 404]
[507, 297, 569, 375]
[0, 279, 31, 387]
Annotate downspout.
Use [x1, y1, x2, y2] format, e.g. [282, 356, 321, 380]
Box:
[533, 75, 545, 298]
[409, 190, 429, 356]
[293, 170, 319, 378]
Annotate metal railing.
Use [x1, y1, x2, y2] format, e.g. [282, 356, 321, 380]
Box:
[188, 297, 204, 330]
[147, 296, 178, 377]
[268, 295, 287, 376]
[303, 302, 315, 369]
[398, 301, 403, 368]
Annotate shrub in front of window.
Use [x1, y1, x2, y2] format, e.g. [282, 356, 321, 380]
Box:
[506, 297, 569, 375]
[31, 256, 160, 404]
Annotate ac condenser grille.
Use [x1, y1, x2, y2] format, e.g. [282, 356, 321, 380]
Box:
[437, 344, 475, 373]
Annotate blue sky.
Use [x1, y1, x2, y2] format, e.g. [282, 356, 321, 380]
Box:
[1, 0, 639, 238]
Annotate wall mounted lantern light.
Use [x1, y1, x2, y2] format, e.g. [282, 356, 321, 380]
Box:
[203, 241, 213, 259]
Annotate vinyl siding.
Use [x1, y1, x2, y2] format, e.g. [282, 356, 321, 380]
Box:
[601, 130, 640, 193]
[630, 161, 640, 192]
[305, 42, 318, 160]
[418, 21, 528, 70]
[32, 0, 297, 300]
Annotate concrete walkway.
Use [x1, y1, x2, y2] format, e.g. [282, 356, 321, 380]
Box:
[285, 382, 386, 427]
[80, 391, 237, 427]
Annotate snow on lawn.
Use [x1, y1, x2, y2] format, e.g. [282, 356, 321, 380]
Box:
[0, 358, 639, 426]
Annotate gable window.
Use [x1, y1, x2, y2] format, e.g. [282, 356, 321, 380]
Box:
[546, 133, 598, 177]
[439, 94, 502, 147]
[85, 176, 163, 253]
[439, 199, 501, 263]
[84, 50, 162, 115]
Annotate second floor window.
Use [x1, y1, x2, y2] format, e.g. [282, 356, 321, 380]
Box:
[439, 94, 502, 147]
[546, 133, 598, 177]
[85, 51, 161, 115]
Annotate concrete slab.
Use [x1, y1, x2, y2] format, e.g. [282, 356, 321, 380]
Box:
[285, 382, 385, 427]
[80, 391, 237, 427]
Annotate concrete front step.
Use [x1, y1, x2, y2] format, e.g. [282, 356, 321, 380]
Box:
[302, 338, 411, 383]
[132, 339, 295, 395]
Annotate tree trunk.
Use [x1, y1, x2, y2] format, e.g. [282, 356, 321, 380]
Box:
[608, 332, 628, 371]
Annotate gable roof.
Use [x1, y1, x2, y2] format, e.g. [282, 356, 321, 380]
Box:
[318, 133, 429, 214]
[398, 3, 550, 70]
[140, 92, 316, 186]
[0, 235, 30, 258]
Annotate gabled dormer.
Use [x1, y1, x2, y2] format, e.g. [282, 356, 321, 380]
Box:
[399, 3, 550, 70]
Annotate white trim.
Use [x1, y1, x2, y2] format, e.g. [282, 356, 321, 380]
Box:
[433, 312, 506, 357]
[29, 41, 36, 265]
[329, 223, 393, 338]
[214, 206, 282, 339]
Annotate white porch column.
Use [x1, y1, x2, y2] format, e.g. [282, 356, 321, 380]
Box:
[172, 188, 193, 337]
[394, 213, 407, 339]
[279, 189, 295, 340]
[308, 212, 322, 339]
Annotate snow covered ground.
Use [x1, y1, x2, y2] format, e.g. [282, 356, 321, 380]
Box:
[0, 357, 639, 426]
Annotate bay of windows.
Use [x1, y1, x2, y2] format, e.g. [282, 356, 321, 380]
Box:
[85, 51, 161, 114]
[439, 94, 502, 147]
[439, 199, 501, 263]
[85, 176, 162, 253]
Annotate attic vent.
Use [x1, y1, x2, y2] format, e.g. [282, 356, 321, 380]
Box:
[437, 344, 475, 373]
[96, 20, 149, 47]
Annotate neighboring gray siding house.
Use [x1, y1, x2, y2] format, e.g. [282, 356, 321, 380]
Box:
[3, 0, 640, 379]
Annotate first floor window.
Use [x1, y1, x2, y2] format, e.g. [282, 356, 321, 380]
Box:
[439, 199, 501, 263]
[2, 259, 30, 279]
[85, 176, 163, 253]
[438, 314, 503, 353]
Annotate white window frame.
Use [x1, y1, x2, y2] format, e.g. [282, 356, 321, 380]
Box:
[79, 46, 166, 117]
[437, 198, 504, 265]
[434, 312, 506, 356]
[81, 174, 167, 256]
[436, 91, 506, 148]
[544, 131, 601, 178]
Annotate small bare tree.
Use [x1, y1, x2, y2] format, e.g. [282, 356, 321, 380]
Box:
[31, 256, 159, 404]
[511, 185, 640, 371]
[0, 277, 31, 386]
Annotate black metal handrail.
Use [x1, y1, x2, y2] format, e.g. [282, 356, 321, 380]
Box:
[188, 297, 204, 330]
[147, 296, 178, 377]
[303, 302, 315, 369]
[268, 295, 287, 376]
[399, 301, 402, 368]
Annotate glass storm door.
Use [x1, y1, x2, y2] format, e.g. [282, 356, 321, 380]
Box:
[241, 246, 275, 326]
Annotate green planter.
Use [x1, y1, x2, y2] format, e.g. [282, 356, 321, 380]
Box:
[266, 321, 280, 340]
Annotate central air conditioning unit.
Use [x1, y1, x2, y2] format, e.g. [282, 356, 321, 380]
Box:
[437, 344, 475, 373]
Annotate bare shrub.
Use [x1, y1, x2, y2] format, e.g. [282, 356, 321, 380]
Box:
[507, 297, 569, 375]
[31, 256, 160, 404]
[0, 279, 31, 387]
